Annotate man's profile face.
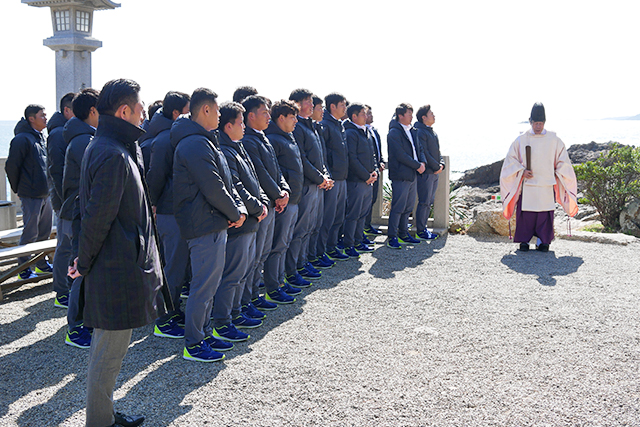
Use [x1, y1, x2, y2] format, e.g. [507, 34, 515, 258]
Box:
[365, 108, 373, 125]
[251, 104, 271, 131]
[311, 104, 323, 122]
[297, 96, 313, 118]
[334, 101, 347, 119]
[208, 102, 221, 131]
[226, 114, 245, 141]
[352, 109, 367, 126]
[531, 121, 545, 134]
[29, 109, 47, 132]
[398, 110, 413, 126]
[423, 110, 435, 126]
[281, 113, 298, 133]
[123, 98, 144, 126]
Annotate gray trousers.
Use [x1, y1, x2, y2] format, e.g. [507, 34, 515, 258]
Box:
[86, 328, 132, 427]
[53, 215, 73, 295]
[307, 187, 325, 261]
[416, 173, 439, 232]
[245, 209, 275, 303]
[343, 181, 373, 247]
[317, 179, 346, 256]
[185, 230, 227, 347]
[264, 204, 298, 292]
[388, 179, 417, 238]
[212, 232, 255, 328]
[364, 176, 380, 230]
[156, 214, 189, 319]
[18, 196, 53, 267]
[285, 185, 319, 275]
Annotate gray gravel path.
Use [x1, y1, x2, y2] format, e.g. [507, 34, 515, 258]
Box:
[1, 234, 639, 426]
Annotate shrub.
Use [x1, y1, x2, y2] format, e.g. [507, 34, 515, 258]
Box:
[573, 144, 640, 231]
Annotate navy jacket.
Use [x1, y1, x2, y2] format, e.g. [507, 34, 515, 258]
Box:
[60, 117, 94, 222]
[219, 131, 269, 236]
[369, 125, 384, 167]
[6, 118, 49, 199]
[265, 121, 304, 205]
[46, 112, 69, 211]
[78, 114, 168, 330]
[387, 119, 426, 182]
[292, 117, 328, 186]
[145, 112, 175, 214]
[242, 127, 290, 205]
[172, 118, 247, 240]
[344, 120, 376, 182]
[320, 110, 349, 181]
[414, 121, 445, 174]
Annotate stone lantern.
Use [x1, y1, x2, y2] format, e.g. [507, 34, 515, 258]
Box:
[22, 0, 120, 105]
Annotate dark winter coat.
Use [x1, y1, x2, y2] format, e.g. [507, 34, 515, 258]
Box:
[60, 117, 94, 221]
[46, 112, 69, 211]
[6, 118, 49, 199]
[264, 121, 304, 205]
[387, 119, 426, 182]
[414, 121, 445, 174]
[145, 112, 175, 214]
[172, 118, 247, 240]
[344, 120, 376, 182]
[77, 114, 168, 330]
[292, 117, 328, 186]
[242, 127, 290, 205]
[320, 110, 349, 181]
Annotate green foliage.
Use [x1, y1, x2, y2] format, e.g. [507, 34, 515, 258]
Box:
[449, 184, 468, 221]
[573, 144, 640, 231]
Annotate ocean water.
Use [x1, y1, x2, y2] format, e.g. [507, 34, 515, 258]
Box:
[2, 118, 639, 176]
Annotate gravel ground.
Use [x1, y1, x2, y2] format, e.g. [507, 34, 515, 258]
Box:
[1, 234, 639, 427]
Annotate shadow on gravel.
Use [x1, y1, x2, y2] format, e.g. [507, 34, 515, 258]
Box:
[368, 234, 448, 279]
[500, 251, 584, 286]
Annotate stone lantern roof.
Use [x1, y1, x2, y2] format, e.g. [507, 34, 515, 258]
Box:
[22, 1, 120, 10]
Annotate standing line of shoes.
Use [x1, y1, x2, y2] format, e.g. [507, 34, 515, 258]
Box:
[386, 227, 439, 250]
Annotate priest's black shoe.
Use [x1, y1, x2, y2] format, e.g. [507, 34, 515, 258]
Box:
[114, 412, 145, 427]
[518, 243, 529, 252]
[536, 244, 550, 252]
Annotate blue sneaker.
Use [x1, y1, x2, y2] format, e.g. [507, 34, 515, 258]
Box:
[258, 282, 265, 290]
[242, 302, 266, 320]
[154, 319, 185, 339]
[65, 324, 92, 349]
[417, 229, 438, 240]
[252, 296, 278, 311]
[265, 288, 296, 304]
[336, 238, 345, 250]
[213, 324, 250, 342]
[355, 243, 374, 253]
[398, 234, 421, 244]
[183, 340, 225, 362]
[233, 313, 263, 329]
[281, 282, 302, 296]
[54, 293, 69, 309]
[386, 237, 402, 249]
[18, 268, 38, 280]
[285, 273, 312, 288]
[180, 283, 190, 299]
[34, 262, 53, 274]
[344, 246, 361, 258]
[298, 265, 321, 279]
[204, 335, 234, 351]
[311, 255, 334, 269]
[364, 226, 382, 236]
[361, 236, 375, 245]
[169, 311, 186, 327]
[326, 249, 349, 261]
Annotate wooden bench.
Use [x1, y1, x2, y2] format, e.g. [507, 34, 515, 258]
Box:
[0, 239, 58, 299]
[0, 226, 57, 247]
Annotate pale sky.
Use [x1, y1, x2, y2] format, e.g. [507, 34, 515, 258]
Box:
[1, 0, 639, 164]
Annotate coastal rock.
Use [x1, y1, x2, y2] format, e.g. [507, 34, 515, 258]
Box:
[467, 202, 516, 236]
[454, 160, 503, 189]
[567, 141, 619, 164]
[620, 198, 640, 237]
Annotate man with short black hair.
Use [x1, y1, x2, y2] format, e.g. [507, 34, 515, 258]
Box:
[173, 88, 247, 362]
[386, 103, 426, 249]
[263, 100, 304, 304]
[233, 86, 258, 103]
[68, 78, 169, 427]
[139, 99, 164, 170]
[6, 104, 53, 280]
[146, 91, 191, 340]
[60, 88, 100, 349]
[414, 104, 444, 240]
[241, 95, 291, 313]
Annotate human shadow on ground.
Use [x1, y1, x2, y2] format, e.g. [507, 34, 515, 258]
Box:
[368, 234, 448, 279]
[0, 277, 309, 426]
[501, 250, 584, 286]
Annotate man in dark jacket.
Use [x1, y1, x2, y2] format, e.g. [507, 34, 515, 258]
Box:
[263, 100, 304, 305]
[364, 105, 385, 236]
[145, 91, 191, 340]
[213, 102, 269, 343]
[286, 89, 332, 289]
[138, 99, 163, 171]
[414, 105, 444, 240]
[318, 93, 350, 262]
[5, 104, 53, 280]
[241, 95, 290, 313]
[173, 88, 247, 363]
[343, 103, 378, 257]
[386, 103, 426, 249]
[68, 78, 168, 427]
[60, 88, 100, 349]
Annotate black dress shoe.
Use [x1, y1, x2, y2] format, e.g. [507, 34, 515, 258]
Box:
[519, 242, 529, 252]
[536, 243, 550, 252]
[114, 412, 145, 427]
